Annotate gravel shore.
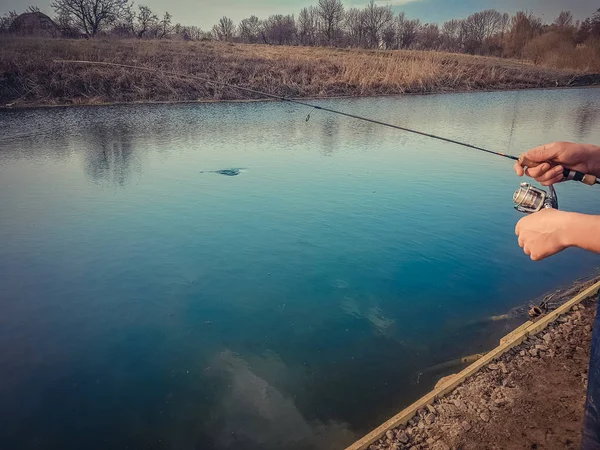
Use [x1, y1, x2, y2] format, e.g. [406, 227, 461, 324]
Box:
[370, 295, 597, 450]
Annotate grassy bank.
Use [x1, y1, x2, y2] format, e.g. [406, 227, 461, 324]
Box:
[1, 37, 599, 107]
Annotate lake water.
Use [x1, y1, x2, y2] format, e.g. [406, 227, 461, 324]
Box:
[1, 88, 600, 450]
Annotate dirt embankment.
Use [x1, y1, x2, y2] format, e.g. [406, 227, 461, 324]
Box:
[370, 296, 596, 450]
[1, 37, 597, 108]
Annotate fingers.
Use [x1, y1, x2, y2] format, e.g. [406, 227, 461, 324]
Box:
[525, 163, 551, 179]
[523, 143, 560, 164]
[537, 165, 564, 185]
[514, 161, 524, 177]
[518, 163, 565, 184]
[541, 172, 565, 186]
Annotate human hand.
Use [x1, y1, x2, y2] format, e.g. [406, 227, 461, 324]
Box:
[514, 142, 600, 186]
[515, 208, 577, 260]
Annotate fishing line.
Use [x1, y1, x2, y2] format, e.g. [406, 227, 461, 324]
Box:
[54, 60, 517, 161]
[54, 59, 599, 188]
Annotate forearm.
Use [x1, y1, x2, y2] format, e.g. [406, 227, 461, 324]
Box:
[585, 144, 600, 177]
[565, 213, 600, 254]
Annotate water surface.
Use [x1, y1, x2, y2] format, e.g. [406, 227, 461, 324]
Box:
[1, 88, 600, 450]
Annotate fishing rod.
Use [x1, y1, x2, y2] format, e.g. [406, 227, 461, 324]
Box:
[54, 59, 599, 213]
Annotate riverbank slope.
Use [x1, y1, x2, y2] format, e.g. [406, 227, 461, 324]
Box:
[2, 37, 598, 107]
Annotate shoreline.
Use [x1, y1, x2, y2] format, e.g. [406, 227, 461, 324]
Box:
[348, 277, 600, 450]
[2, 84, 600, 112]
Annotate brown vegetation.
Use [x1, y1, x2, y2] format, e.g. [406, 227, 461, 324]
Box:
[1, 37, 596, 108]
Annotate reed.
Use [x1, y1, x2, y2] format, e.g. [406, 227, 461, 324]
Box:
[0, 37, 593, 107]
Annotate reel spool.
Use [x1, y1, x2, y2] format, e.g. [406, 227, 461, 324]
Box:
[513, 182, 558, 214]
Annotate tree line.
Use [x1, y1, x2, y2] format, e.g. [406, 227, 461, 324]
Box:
[2, 0, 600, 60]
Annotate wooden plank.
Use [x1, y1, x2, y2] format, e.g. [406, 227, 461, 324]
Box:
[345, 281, 600, 450]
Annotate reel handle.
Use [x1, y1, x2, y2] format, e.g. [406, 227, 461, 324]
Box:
[518, 155, 597, 186]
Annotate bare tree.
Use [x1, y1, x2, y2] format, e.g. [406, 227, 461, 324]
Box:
[344, 8, 365, 47]
[212, 16, 236, 41]
[554, 11, 574, 29]
[460, 10, 502, 54]
[298, 6, 318, 46]
[317, 0, 344, 45]
[441, 19, 464, 52]
[0, 10, 18, 34]
[51, 0, 130, 37]
[382, 22, 396, 49]
[26, 6, 41, 13]
[417, 23, 441, 50]
[111, 3, 134, 37]
[363, 0, 394, 48]
[505, 11, 543, 58]
[262, 14, 296, 45]
[239, 15, 261, 43]
[158, 11, 172, 38]
[135, 5, 158, 38]
[399, 17, 421, 49]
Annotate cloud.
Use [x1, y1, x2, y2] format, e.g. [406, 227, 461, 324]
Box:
[208, 350, 356, 450]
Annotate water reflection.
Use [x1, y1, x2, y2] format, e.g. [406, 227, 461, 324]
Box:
[85, 126, 140, 186]
[209, 350, 355, 450]
[574, 101, 600, 141]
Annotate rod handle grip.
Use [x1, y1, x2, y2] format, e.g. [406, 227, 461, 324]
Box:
[518, 155, 597, 186]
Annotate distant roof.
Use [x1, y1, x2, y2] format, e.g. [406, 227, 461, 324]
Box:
[9, 11, 59, 36]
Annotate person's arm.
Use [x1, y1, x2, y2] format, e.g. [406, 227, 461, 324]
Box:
[516, 209, 600, 261]
[514, 142, 600, 260]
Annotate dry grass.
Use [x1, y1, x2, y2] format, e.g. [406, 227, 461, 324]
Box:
[0, 37, 595, 107]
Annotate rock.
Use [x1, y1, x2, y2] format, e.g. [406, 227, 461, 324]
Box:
[494, 398, 508, 407]
[536, 344, 549, 351]
[427, 404, 436, 415]
[580, 304, 586, 310]
[397, 431, 410, 444]
[488, 363, 499, 371]
[425, 413, 436, 425]
[452, 399, 465, 409]
[461, 421, 472, 431]
[543, 333, 552, 344]
[418, 408, 427, 417]
[386, 430, 395, 440]
[390, 444, 400, 450]
[427, 437, 436, 445]
[480, 412, 490, 422]
[418, 421, 425, 430]
[585, 325, 592, 333]
[431, 441, 451, 450]
[499, 362, 509, 374]
[529, 348, 539, 357]
[519, 350, 526, 357]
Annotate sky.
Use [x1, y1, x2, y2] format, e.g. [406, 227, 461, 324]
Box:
[1, 0, 598, 30]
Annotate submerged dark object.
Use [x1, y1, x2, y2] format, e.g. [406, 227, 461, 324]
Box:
[215, 169, 241, 177]
[201, 168, 242, 177]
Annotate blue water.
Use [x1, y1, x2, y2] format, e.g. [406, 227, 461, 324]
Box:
[1, 88, 600, 450]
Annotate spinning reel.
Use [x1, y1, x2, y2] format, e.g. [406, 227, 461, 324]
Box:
[513, 182, 558, 214]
